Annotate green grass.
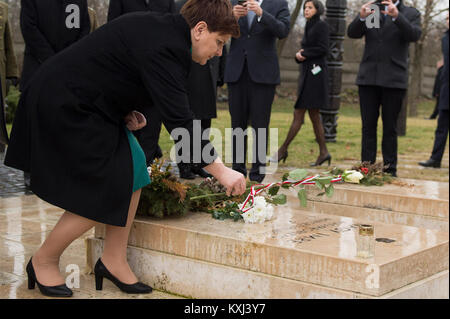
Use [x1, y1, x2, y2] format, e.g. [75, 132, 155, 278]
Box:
[161, 97, 448, 181]
[6, 96, 448, 182]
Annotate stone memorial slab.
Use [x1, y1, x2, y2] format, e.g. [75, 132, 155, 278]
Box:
[263, 175, 449, 231]
[93, 206, 448, 297]
[86, 237, 449, 299]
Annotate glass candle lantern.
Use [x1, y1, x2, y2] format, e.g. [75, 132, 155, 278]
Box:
[357, 224, 375, 258]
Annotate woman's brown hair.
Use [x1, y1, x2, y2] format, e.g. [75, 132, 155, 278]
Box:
[181, 0, 240, 38]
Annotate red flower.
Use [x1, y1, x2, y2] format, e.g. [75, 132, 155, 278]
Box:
[361, 167, 369, 175]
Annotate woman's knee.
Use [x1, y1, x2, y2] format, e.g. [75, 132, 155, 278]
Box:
[293, 109, 305, 125]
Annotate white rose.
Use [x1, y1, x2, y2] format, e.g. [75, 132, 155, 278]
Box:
[253, 196, 267, 208]
[344, 170, 364, 184]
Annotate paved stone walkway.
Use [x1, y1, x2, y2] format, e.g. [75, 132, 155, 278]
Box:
[0, 151, 32, 198]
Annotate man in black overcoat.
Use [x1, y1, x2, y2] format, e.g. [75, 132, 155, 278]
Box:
[108, 0, 175, 21]
[348, 0, 421, 177]
[419, 14, 449, 168]
[225, 0, 290, 183]
[107, 0, 176, 166]
[19, 0, 90, 185]
[20, 0, 90, 91]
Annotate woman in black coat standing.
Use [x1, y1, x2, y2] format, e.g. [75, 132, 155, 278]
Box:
[5, 0, 244, 297]
[272, 0, 331, 166]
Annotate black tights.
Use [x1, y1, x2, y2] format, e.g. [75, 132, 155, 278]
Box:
[278, 108, 328, 160]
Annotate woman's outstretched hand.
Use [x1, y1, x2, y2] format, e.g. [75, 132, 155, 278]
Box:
[204, 158, 247, 196]
[125, 111, 147, 131]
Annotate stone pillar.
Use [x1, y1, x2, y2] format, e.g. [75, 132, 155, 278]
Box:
[322, 0, 347, 142]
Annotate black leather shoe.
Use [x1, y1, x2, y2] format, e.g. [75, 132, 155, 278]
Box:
[94, 258, 152, 294]
[269, 151, 288, 163]
[249, 174, 265, 184]
[310, 154, 332, 167]
[178, 164, 196, 180]
[26, 258, 73, 298]
[418, 159, 441, 168]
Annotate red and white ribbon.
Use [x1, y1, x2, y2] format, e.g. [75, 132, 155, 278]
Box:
[239, 175, 343, 213]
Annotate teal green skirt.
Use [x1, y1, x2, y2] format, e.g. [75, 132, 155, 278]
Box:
[124, 127, 151, 192]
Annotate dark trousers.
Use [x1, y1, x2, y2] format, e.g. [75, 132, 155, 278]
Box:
[358, 85, 406, 175]
[228, 61, 275, 182]
[134, 106, 163, 167]
[431, 109, 449, 162]
[177, 119, 212, 171]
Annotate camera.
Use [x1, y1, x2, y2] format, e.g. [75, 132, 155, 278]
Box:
[375, 0, 384, 9]
[237, 0, 247, 7]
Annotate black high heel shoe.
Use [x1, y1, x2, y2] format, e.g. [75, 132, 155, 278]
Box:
[26, 258, 73, 297]
[310, 154, 332, 167]
[269, 151, 288, 163]
[94, 258, 152, 294]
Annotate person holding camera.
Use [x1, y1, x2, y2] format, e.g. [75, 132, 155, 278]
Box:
[347, 0, 421, 177]
[225, 0, 290, 183]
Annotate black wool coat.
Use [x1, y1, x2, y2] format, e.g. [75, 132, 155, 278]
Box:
[107, 0, 175, 21]
[347, 1, 422, 89]
[294, 16, 330, 110]
[439, 30, 449, 111]
[20, 0, 90, 91]
[5, 13, 217, 227]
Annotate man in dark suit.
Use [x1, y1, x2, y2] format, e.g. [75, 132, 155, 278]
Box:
[348, 0, 421, 177]
[20, 0, 91, 91]
[225, 0, 290, 183]
[20, 0, 90, 185]
[419, 13, 449, 168]
[107, 0, 176, 167]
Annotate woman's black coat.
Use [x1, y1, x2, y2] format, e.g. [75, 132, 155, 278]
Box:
[5, 13, 217, 227]
[294, 16, 329, 110]
[20, 0, 90, 91]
